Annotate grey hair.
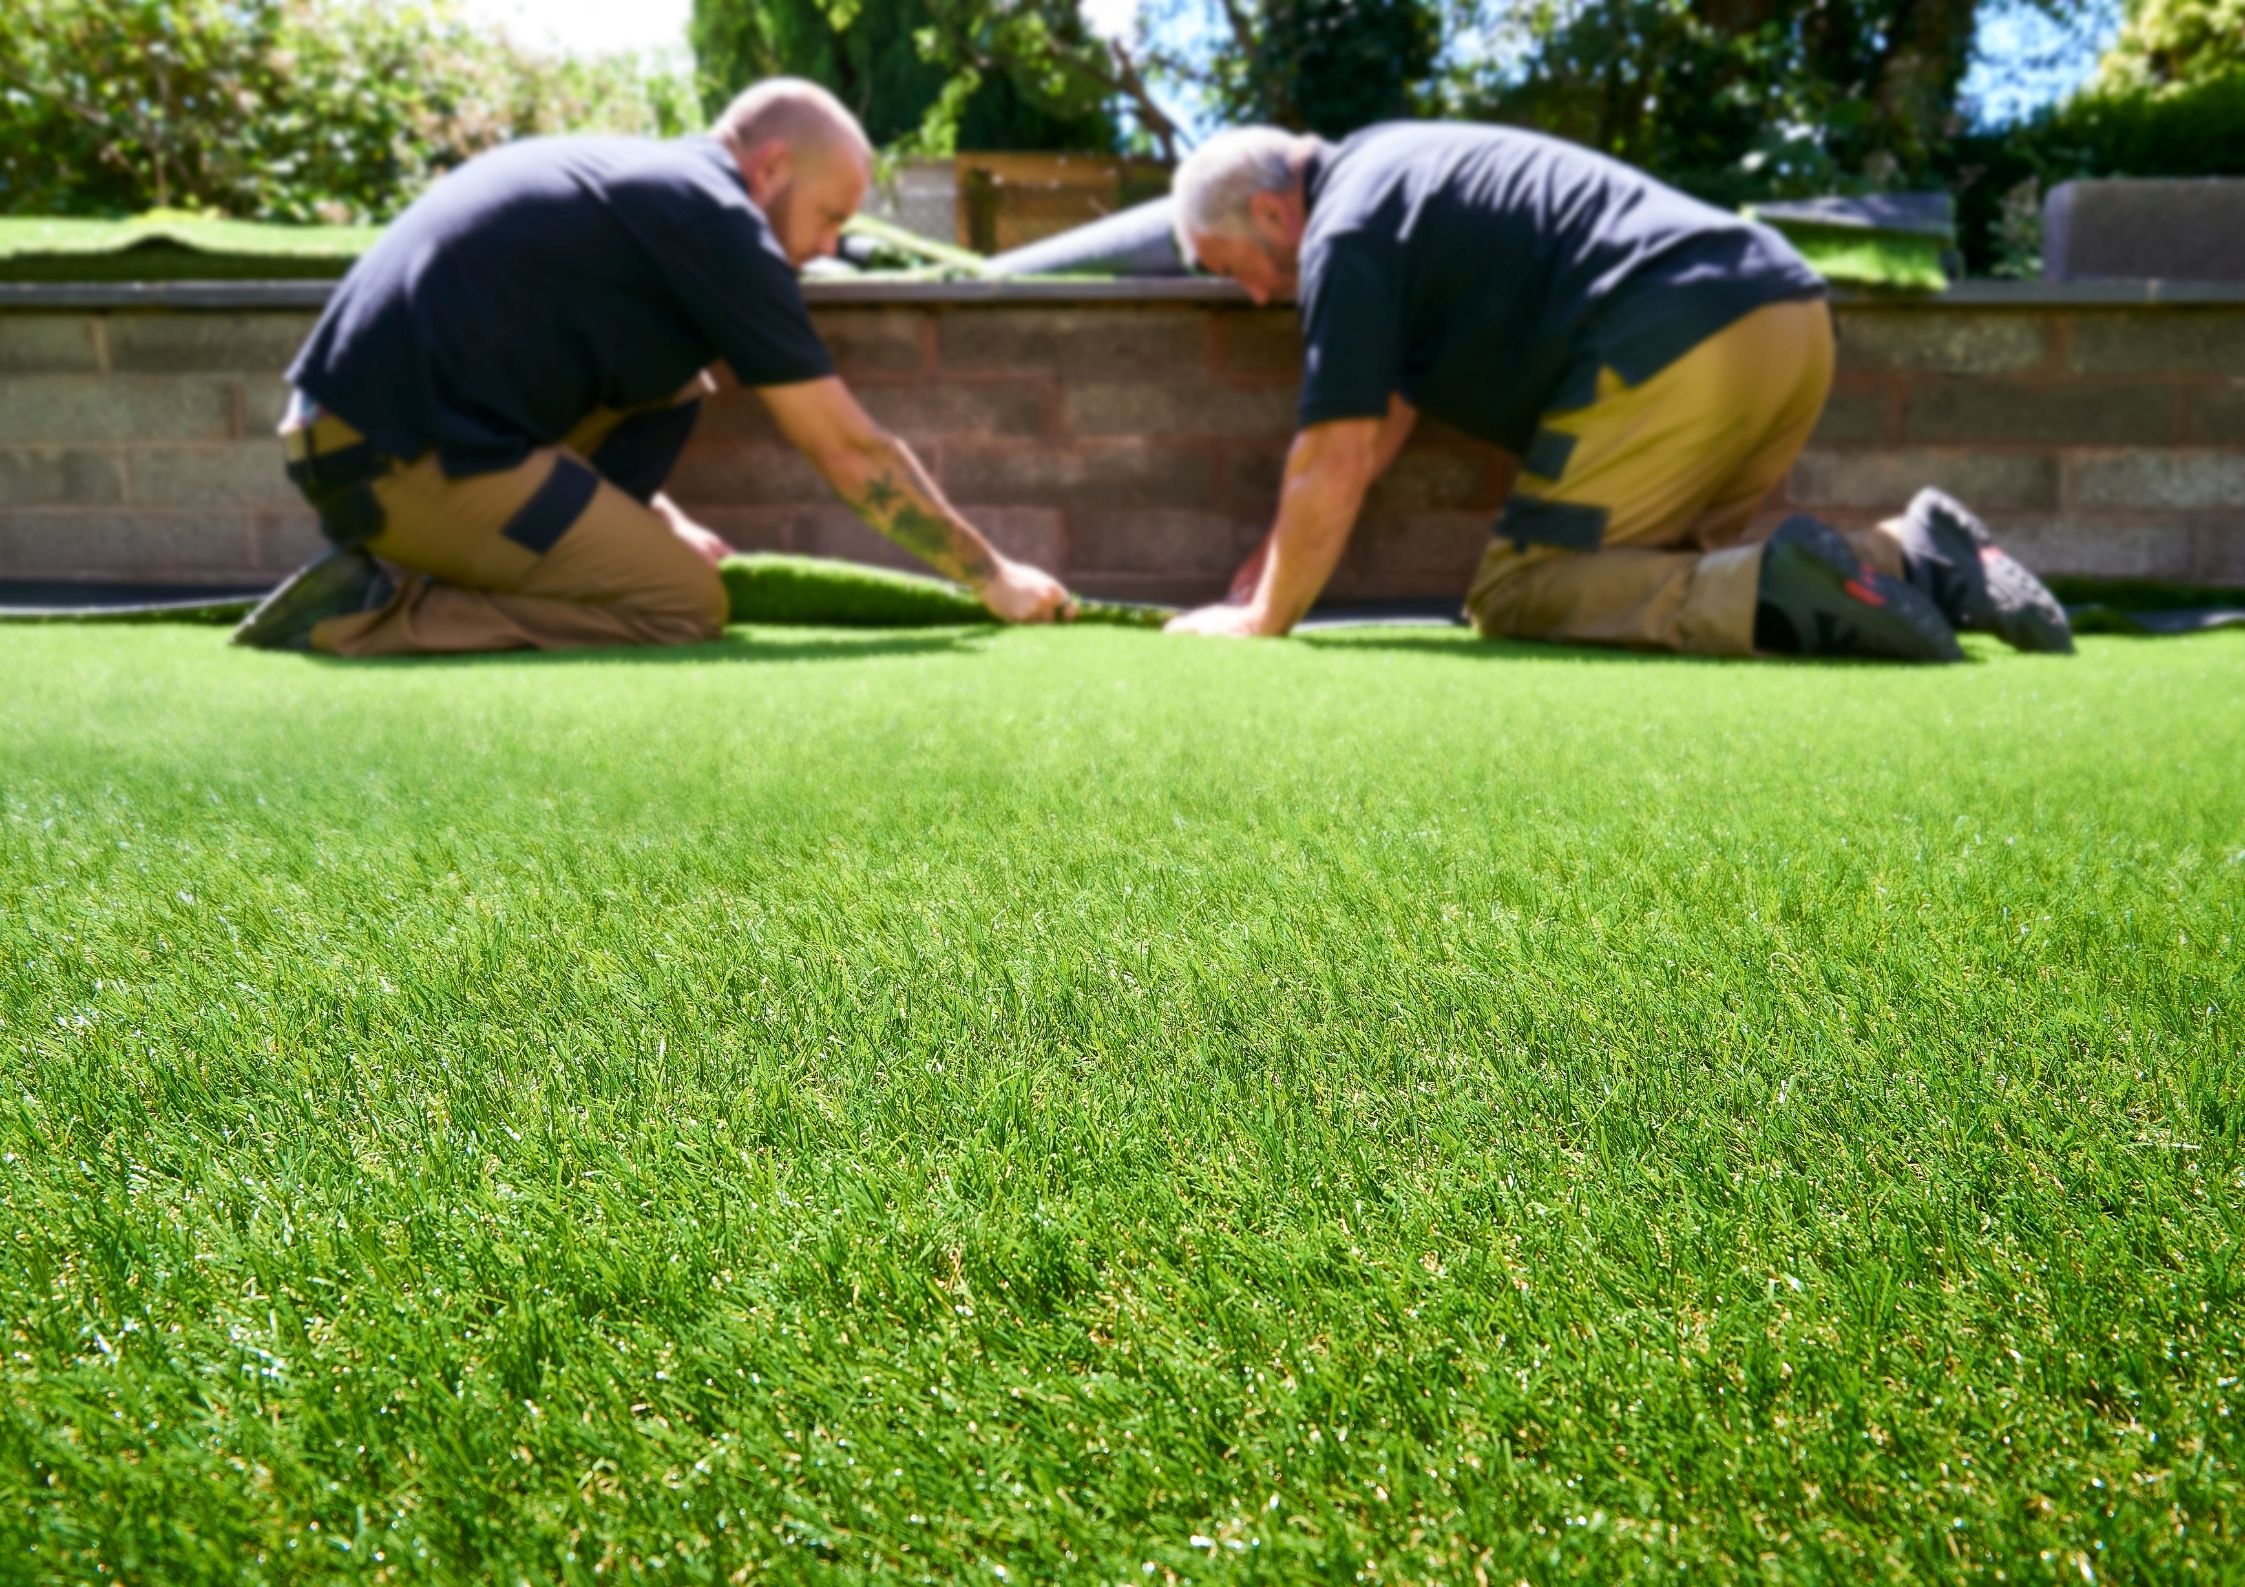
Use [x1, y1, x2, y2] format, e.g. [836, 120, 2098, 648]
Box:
[711, 77, 874, 170]
[1171, 127, 1308, 264]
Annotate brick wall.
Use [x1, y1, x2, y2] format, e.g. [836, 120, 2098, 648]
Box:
[3, 290, 2242, 595]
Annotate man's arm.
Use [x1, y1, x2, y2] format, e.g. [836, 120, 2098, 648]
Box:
[1223, 394, 1417, 605]
[755, 376, 1073, 623]
[1171, 415, 1383, 638]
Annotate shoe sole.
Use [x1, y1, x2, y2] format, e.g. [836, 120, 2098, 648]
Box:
[230, 549, 382, 651]
[1908, 489, 2075, 654]
[1766, 516, 1964, 663]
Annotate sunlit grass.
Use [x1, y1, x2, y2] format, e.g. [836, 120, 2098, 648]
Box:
[2, 623, 2239, 1582]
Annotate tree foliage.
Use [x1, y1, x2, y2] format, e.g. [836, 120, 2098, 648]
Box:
[688, 0, 1119, 151]
[0, 0, 695, 222]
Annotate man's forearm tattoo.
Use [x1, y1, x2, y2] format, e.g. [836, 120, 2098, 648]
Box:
[852, 470, 996, 584]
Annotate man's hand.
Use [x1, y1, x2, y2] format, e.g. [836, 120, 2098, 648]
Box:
[978, 556, 1077, 624]
[1166, 600, 1280, 638]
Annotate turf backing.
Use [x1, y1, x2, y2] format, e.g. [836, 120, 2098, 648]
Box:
[1, 624, 2239, 1583]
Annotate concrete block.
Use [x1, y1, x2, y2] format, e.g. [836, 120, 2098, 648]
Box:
[2044, 179, 2245, 284]
[937, 307, 1208, 379]
[857, 379, 1049, 438]
[0, 510, 256, 575]
[0, 315, 101, 374]
[1787, 449, 2058, 511]
[251, 511, 327, 572]
[2069, 451, 2245, 512]
[0, 448, 124, 506]
[943, 440, 1213, 508]
[1903, 379, 2179, 446]
[812, 308, 929, 375]
[665, 441, 829, 504]
[1992, 517, 2197, 579]
[1836, 310, 2052, 374]
[241, 379, 294, 436]
[2190, 384, 2245, 444]
[130, 443, 297, 507]
[1210, 310, 1300, 379]
[1066, 508, 1265, 573]
[1063, 382, 1298, 440]
[0, 377, 234, 443]
[693, 392, 786, 446]
[2192, 524, 2245, 584]
[1809, 384, 1894, 446]
[105, 312, 318, 373]
[2067, 310, 2245, 377]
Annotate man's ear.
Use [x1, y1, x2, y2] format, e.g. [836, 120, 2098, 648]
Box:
[741, 139, 794, 208]
[1247, 188, 1300, 250]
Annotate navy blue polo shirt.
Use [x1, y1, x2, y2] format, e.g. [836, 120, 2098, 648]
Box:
[1295, 123, 1825, 454]
[290, 135, 835, 476]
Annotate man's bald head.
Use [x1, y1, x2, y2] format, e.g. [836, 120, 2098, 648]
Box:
[712, 77, 874, 268]
[712, 78, 873, 177]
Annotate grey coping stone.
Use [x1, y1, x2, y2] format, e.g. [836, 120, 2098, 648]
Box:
[7, 277, 2245, 311]
[2045, 179, 2245, 284]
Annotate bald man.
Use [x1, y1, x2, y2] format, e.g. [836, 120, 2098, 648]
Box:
[237, 78, 1073, 655]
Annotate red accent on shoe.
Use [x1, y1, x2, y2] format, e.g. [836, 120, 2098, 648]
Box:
[1980, 546, 2003, 564]
[1844, 577, 1887, 607]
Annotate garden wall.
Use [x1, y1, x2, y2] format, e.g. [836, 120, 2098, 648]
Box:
[2, 280, 2242, 599]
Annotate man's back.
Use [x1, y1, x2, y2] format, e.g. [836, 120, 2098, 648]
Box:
[290, 135, 831, 475]
[1297, 123, 1822, 450]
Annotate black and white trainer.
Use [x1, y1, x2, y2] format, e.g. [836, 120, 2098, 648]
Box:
[1756, 515, 1964, 663]
[1894, 487, 2074, 654]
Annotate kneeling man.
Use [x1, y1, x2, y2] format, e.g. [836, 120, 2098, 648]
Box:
[237, 78, 1072, 654]
[1166, 123, 2070, 659]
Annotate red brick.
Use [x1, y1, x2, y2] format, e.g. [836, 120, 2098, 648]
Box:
[665, 441, 829, 505]
[936, 307, 1207, 378]
[1836, 309, 2053, 374]
[1209, 310, 1299, 378]
[858, 379, 1049, 438]
[943, 441, 1213, 508]
[1219, 445, 1497, 513]
[1063, 382, 1298, 439]
[1903, 379, 2178, 445]
[1065, 508, 1266, 574]
[1348, 511, 1493, 573]
[1786, 449, 2057, 511]
[810, 308, 930, 374]
[784, 503, 1063, 575]
[679, 506, 795, 555]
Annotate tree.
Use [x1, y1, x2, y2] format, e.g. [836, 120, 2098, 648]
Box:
[688, 0, 1120, 151]
[2092, 0, 2244, 90]
[0, 0, 694, 221]
[1440, 0, 2006, 206]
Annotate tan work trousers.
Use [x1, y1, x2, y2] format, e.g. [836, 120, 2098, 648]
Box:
[290, 380, 727, 657]
[1464, 298, 1904, 656]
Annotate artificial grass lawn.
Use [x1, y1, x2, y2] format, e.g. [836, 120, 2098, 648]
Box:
[2, 622, 2240, 1583]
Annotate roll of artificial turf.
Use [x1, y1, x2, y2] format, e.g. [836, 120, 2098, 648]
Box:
[718, 553, 1173, 628]
[0, 555, 1174, 630]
